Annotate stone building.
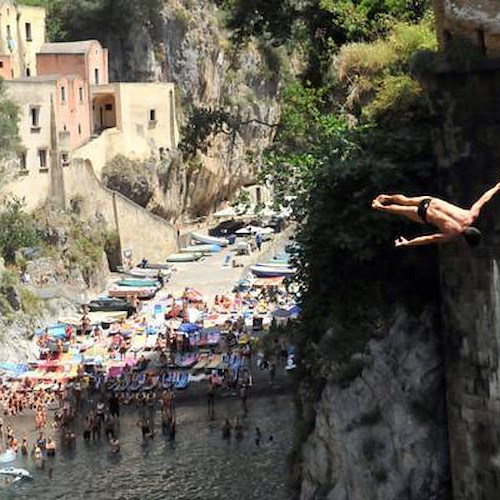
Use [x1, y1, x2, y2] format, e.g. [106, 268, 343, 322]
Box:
[36, 40, 109, 86]
[434, 0, 500, 55]
[0, 0, 45, 78]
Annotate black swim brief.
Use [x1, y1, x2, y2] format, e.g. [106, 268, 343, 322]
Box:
[417, 198, 432, 223]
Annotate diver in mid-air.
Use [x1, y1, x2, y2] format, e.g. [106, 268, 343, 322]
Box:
[372, 182, 500, 247]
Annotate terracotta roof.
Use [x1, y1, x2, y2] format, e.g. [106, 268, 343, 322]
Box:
[39, 40, 100, 55]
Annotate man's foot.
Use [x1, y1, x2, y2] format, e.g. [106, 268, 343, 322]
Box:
[375, 194, 393, 205]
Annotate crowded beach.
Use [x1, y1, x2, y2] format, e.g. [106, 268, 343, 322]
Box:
[0, 223, 299, 482]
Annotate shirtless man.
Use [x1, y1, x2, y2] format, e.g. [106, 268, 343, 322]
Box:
[372, 182, 500, 247]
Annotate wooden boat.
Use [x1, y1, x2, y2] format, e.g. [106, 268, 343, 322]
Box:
[115, 278, 161, 288]
[166, 252, 202, 263]
[259, 261, 293, 268]
[143, 262, 172, 270]
[87, 297, 131, 313]
[191, 232, 229, 247]
[181, 244, 221, 254]
[249, 265, 296, 278]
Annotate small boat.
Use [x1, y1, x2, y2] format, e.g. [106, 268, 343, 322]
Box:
[181, 244, 221, 254]
[191, 232, 229, 247]
[249, 265, 296, 277]
[115, 278, 161, 288]
[166, 253, 202, 263]
[142, 262, 172, 270]
[259, 261, 293, 268]
[127, 268, 170, 279]
[87, 297, 131, 313]
[0, 466, 33, 479]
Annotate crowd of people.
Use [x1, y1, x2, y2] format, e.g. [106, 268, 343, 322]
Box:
[0, 244, 297, 478]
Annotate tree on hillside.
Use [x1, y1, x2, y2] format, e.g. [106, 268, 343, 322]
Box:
[0, 79, 21, 175]
[0, 198, 40, 264]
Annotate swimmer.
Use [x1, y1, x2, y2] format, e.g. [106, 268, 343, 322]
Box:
[109, 437, 120, 454]
[372, 182, 500, 247]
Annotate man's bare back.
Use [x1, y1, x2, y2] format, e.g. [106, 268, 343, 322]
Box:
[372, 182, 500, 247]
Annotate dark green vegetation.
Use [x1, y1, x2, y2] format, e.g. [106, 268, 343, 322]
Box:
[0, 80, 21, 166]
[0, 198, 39, 264]
[20, 0, 162, 41]
[218, 1, 440, 493]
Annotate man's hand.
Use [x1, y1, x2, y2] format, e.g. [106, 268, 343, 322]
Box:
[395, 236, 408, 247]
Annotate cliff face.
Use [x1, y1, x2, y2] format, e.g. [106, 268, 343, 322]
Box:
[299, 308, 450, 500]
[425, 61, 500, 500]
[101, 0, 280, 219]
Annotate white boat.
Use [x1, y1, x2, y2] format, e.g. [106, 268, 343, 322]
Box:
[181, 244, 221, 254]
[250, 265, 296, 277]
[191, 232, 229, 247]
[0, 466, 33, 479]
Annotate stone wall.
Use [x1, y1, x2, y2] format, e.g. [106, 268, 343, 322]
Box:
[435, 0, 500, 56]
[65, 159, 178, 264]
[426, 63, 500, 500]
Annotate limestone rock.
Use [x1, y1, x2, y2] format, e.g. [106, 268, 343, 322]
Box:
[299, 308, 450, 500]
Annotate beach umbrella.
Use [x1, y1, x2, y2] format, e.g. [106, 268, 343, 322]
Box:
[178, 323, 199, 334]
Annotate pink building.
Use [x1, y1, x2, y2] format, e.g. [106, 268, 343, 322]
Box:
[36, 40, 108, 85]
[0, 54, 12, 79]
[54, 74, 91, 151]
[5, 73, 91, 171]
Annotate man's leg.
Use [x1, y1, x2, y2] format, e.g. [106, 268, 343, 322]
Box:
[372, 200, 422, 223]
[375, 194, 429, 206]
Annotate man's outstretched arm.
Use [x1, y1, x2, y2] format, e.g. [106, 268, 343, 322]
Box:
[395, 233, 455, 247]
[470, 182, 500, 218]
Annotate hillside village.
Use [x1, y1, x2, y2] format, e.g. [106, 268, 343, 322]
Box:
[0, 0, 180, 262]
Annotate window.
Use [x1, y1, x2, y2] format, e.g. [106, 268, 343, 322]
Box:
[0, 61, 3, 68]
[19, 151, 27, 171]
[61, 152, 69, 166]
[26, 67, 30, 77]
[61, 86, 66, 102]
[30, 106, 40, 128]
[38, 149, 47, 169]
[25, 23, 32, 41]
[6, 25, 11, 39]
[94, 68, 99, 85]
[79, 87, 84, 102]
[149, 109, 156, 122]
[105, 103, 113, 111]
[78, 124, 82, 135]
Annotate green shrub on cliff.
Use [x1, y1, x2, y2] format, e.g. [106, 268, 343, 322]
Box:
[0, 198, 40, 264]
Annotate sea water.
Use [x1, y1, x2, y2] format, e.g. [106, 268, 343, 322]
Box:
[0, 394, 293, 500]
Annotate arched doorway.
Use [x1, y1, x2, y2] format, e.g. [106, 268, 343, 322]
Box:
[92, 94, 116, 133]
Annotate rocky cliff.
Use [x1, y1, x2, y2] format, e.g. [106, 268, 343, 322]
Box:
[99, 0, 281, 220]
[299, 308, 450, 500]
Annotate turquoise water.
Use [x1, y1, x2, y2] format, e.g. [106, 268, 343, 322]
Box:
[0, 394, 293, 500]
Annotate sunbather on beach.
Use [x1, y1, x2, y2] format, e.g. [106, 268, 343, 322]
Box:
[372, 182, 500, 247]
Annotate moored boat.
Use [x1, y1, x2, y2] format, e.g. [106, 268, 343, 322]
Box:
[115, 278, 161, 288]
[191, 232, 229, 247]
[249, 265, 296, 278]
[181, 244, 221, 254]
[166, 252, 202, 263]
[86, 297, 131, 313]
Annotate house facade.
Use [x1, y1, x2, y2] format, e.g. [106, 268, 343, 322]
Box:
[5, 73, 91, 172]
[36, 40, 109, 86]
[0, 0, 45, 78]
